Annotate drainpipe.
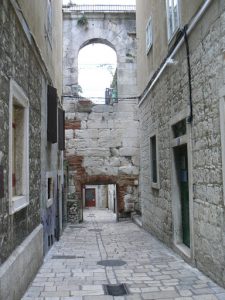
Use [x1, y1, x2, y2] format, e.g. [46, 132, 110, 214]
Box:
[183, 25, 193, 123]
[138, 0, 213, 108]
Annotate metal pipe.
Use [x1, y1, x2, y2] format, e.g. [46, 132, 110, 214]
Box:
[138, 0, 213, 107]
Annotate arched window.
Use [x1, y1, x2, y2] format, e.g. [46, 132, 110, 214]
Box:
[78, 43, 117, 104]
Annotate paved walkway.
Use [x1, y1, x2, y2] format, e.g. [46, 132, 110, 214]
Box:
[23, 209, 225, 300]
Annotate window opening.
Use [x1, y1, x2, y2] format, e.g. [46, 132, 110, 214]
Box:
[146, 17, 153, 53]
[46, 0, 52, 46]
[166, 0, 180, 40]
[150, 135, 157, 184]
[78, 43, 117, 104]
[12, 104, 25, 196]
[172, 119, 186, 138]
[9, 80, 29, 215]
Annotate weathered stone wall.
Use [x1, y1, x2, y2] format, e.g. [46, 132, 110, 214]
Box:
[63, 8, 140, 221]
[139, 0, 225, 287]
[63, 10, 137, 98]
[0, 0, 42, 265]
[64, 99, 140, 221]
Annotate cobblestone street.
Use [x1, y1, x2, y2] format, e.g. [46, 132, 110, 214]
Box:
[23, 209, 225, 300]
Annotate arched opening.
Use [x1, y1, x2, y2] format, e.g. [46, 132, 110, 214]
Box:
[78, 42, 117, 104]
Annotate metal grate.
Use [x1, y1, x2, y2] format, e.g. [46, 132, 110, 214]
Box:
[97, 259, 126, 267]
[103, 284, 129, 296]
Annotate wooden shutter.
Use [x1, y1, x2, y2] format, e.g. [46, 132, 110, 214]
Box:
[58, 108, 65, 150]
[47, 85, 57, 143]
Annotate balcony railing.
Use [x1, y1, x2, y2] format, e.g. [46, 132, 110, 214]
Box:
[63, 4, 136, 13]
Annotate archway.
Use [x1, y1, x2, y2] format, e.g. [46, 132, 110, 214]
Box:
[78, 42, 117, 104]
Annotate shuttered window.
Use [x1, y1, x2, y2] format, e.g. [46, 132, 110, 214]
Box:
[47, 85, 57, 143]
[58, 108, 65, 150]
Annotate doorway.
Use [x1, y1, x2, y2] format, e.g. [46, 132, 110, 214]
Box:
[85, 188, 96, 207]
[83, 184, 117, 210]
[174, 144, 190, 248]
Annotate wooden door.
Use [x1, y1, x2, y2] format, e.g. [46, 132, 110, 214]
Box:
[85, 188, 96, 207]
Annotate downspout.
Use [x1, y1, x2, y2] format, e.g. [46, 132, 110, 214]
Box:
[183, 25, 193, 123]
[138, 0, 213, 108]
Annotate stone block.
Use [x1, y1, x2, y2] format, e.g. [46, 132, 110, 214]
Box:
[0, 225, 43, 300]
[65, 129, 73, 139]
[118, 166, 139, 175]
[119, 147, 139, 157]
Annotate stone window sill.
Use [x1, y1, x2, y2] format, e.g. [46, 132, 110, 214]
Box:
[10, 195, 28, 214]
[151, 182, 160, 190]
[46, 198, 53, 208]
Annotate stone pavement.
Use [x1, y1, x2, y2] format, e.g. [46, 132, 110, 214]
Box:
[22, 209, 225, 300]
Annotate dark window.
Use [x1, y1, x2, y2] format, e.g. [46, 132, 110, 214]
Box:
[58, 108, 65, 150]
[47, 85, 57, 143]
[172, 119, 186, 138]
[48, 177, 53, 199]
[150, 135, 157, 183]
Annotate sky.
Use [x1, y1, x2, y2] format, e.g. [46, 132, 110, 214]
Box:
[78, 44, 117, 104]
[63, 0, 135, 4]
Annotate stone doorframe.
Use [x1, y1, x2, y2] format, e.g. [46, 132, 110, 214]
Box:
[170, 109, 194, 263]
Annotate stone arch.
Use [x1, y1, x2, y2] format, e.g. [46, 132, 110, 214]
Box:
[63, 11, 137, 97]
[79, 38, 117, 53]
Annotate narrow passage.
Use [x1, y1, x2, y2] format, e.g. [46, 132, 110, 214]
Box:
[23, 209, 225, 300]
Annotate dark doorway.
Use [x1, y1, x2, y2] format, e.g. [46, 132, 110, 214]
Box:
[85, 188, 96, 207]
[174, 145, 190, 248]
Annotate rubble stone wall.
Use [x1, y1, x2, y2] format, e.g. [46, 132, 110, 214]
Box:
[64, 100, 140, 221]
[63, 9, 140, 221]
[139, 0, 225, 287]
[0, 0, 42, 265]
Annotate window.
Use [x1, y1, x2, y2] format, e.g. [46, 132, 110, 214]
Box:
[47, 85, 57, 144]
[166, 0, 180, 41]
[150, 134, 159, 189]
[172, 119, 186, 138]
[46, 0, 52, 46]
[9, 80, 29, 214]
[150, 136, 157, 183]
[58, 108, 65, 151]
[46, 173, 54, 208]
[146, 17, 153, 53]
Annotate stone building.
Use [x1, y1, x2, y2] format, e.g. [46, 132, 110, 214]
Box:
[63, 4, 140, 222]
[137, 0, 225, 287]
[0, 0, 63, 298]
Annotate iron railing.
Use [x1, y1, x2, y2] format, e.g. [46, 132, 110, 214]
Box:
[63, 4, 136, 13]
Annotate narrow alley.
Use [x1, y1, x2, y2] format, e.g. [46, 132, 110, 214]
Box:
[23, 209, 225, 300]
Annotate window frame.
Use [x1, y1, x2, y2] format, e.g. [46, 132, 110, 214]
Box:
[9, 79, 29, 215]
[166, 0, 180, 42]
[46, 172, 54, 208]
[146, 16, 153, 54]
[150, 133, 160, 190]
[46, 0, 53, 47]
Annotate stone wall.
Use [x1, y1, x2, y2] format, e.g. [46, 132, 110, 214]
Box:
[63, 8, 140, 221]
[64, 99, 140, 221]
[63, 10, 137, 98]
[0, 0, 42, 265]
[139, 0, 225, 287]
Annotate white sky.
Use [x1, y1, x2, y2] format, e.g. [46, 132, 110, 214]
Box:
[78, 44, 117, 104]
[63, 0, 135, 4]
